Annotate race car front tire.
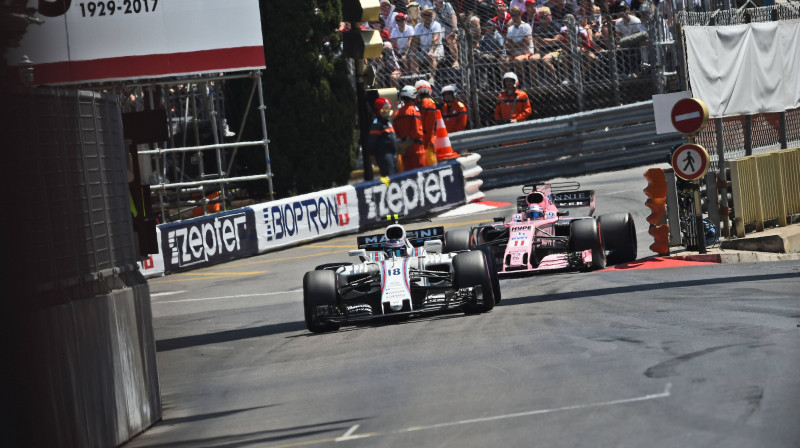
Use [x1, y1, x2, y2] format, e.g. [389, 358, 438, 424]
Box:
[444, 229, 471, 253]
[598, 212, 637, 265]
[475, 245, 501, 302]
[303, 270, 341, 333]
[569, 218, 606, 270]
[453, 250, 495, 313]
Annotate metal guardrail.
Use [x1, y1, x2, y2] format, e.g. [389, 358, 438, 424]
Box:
[449, 101, 685, 189]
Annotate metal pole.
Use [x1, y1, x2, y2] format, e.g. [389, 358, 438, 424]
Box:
[225, 79, 258, 176]
[714, 117, 730, 237]
[205, 80, 228, 212]
[693, 181, 707, 254]
[354, 58, 374, 181]
[255, 70, 275, 200]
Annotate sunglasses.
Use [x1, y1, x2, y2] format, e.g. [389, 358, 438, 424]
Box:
[396, 18, 405, 21]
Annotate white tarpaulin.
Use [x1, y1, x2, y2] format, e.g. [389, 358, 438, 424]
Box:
[684, 19, 800, 118]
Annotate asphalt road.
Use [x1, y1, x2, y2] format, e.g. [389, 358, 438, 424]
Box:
[127, 167, 800, 448]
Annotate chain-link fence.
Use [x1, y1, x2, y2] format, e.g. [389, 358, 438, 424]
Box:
[676, 2, 800, 171]
[371, 1, 680, 129]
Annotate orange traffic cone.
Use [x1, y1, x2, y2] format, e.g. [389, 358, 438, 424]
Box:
[434, 110, 459, 161]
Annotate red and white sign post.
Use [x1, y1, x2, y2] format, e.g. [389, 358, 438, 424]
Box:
[671, 98, 709, 135]
[670, 97, 711, 254]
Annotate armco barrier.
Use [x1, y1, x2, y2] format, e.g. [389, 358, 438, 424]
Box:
[730, 147, 800, 237]
[355, 161, 466, 226]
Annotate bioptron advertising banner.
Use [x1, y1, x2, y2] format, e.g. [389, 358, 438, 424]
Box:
[8, 0, 266, 84]
[250, 186, 360, 252]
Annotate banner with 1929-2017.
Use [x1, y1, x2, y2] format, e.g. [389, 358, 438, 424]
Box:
[356, 161, 466, 227]
[250, 186, 360, 253]
[8, 0, 265, 85]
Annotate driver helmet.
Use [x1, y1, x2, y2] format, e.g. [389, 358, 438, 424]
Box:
[526, 204, 544, 220]
[384, 238, 407, 258]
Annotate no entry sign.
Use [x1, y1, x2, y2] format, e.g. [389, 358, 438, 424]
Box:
[671, 98, 709, 135]
[671, 143, 710, 181]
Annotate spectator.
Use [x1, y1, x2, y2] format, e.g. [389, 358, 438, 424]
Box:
[411, 5, 445, 82]
[415, 80, 438, 159]
[440, 85, 468, 132]
[372, 41, 402, 88]
[407, 1, 422, 27]
[477, 18, 505, 61]
[494, 72, 532, 124]
[394, 85, 427, 170]
[508, 0, 531, 19]
[454, 0, 478, 30]
[543, 0, 575, 23]
[367, 97, 399, 176]
[614, 1, 647, 75]
[524, 0, 538, 23]
[505, 6, 534, 86]
[380, 0, 400, 35]
[491, 0, 512, 37]
[393, 0, 409, 14]
[391, 12, 415, 69]
[476, 0, 497, 24]
[560, 14, 597, 81]
[434, 0, 461, 68]
[532, 6, 564, 84]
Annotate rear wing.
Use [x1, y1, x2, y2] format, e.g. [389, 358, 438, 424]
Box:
[356, 226, 445, 251]
[516, 182, 595, 216]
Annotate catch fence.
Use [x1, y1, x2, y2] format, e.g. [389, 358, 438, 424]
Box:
[371, 1, 681, 129]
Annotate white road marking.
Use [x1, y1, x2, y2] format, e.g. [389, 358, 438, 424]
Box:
[337, 383, 672, 441]
[150, 291, 185, 297]
[335, 425, 373, 442]
[153, 290, 302, 304]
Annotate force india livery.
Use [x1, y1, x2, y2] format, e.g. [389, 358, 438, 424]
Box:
[443, 183, 638, 274]
[302, 222, 501, 333]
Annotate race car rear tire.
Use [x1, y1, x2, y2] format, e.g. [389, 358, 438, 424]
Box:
[453, 250, 495, 313]
[475, 245, 501, 302]
[598, 212, 637, 265]
[303, 270, 341, 333]
[569, 218, 606, 270]
[444, 229, 471, 252]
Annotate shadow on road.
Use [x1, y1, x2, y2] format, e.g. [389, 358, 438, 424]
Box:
[131, 417, 366, 448]
[156, 320, 307, 352]
[498, 271, 799, 307]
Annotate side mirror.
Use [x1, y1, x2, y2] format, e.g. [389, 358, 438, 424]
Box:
[558, 211, 569, 216]
[348, 249, 367, 260]
[423, 240, 442, 253]
[493, 216, 506, 222]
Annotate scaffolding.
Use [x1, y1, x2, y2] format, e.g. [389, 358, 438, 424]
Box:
[84, 70, 274, 223]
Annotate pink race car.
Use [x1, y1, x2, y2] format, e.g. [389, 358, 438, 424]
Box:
[443, 182, 638, 275]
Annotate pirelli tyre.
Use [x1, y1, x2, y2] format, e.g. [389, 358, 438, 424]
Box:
[598, 212, 637, 265]
[453, 250, 495, 313]
[303, 270, 341, 333]
[444, 229, 471, 253]
[569, 218, 606, 270]
[475, 245, 501, 302]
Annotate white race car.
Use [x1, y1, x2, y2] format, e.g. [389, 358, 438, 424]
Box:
[302, 222, 501, 333]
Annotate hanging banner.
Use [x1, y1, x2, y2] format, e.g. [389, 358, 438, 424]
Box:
[251, 186, 360, 252]
[684, 20, 800, 117]
[8, 0, 266, 85]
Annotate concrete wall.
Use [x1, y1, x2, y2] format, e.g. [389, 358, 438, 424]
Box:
[1, 88, 160, 447]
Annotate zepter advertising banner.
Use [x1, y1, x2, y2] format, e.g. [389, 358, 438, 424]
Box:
[159, 208, 258, 273]
[251, 186, 360, 253]
[8, 0, 266, 85]
[356, 161, 466, 226]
